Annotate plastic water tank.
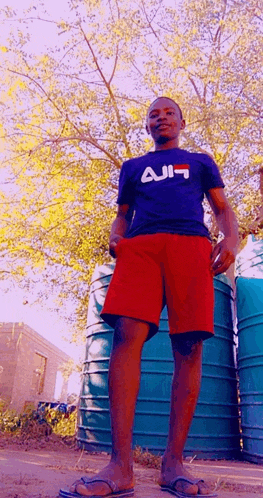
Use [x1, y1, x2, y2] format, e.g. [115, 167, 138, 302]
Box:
[77, 263, 240, 459]
[236, 276, 263, 463]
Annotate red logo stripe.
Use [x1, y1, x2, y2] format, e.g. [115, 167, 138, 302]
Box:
[173, 164, 190, 170]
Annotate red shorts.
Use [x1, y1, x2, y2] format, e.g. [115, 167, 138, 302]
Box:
[101, 233, 214, 340]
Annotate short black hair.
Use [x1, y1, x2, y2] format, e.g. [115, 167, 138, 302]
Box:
[149, 96, 183, 120]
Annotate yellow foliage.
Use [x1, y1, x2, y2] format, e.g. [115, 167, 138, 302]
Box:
[0, 0, 262, 333]
[7, 80, 27, 96]
[252, 155, 263, 165]
[127, 107, 141, 121]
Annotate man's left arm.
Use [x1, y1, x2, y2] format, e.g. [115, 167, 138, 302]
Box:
[206, 187, 239, 276]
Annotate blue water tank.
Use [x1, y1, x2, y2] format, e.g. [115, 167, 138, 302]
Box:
[77, 264, 240, 459]
[236, 276, 263, 463]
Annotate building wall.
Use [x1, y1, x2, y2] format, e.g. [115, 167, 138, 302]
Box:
[0, 323, 71, 413]
[0, 323, 20, 407]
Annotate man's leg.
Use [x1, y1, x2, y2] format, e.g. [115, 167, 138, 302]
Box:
[70, 317, 150, 497]
[160, 334, 205, 496]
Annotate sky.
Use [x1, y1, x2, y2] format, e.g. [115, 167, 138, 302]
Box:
[0, 0, 84, 395]
[0, 0, 70, 19]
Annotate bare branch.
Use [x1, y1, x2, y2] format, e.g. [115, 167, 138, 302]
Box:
[141, 0, 169, 53]
[108, 44, 119, 85]
[79, 23, 132, 157]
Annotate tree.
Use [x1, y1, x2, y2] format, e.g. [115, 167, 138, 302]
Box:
[0, 0, 262, 335]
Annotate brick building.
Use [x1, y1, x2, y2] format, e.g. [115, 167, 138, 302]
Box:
[0, 322, 71, 413]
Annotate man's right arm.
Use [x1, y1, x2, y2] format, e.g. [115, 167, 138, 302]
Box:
[109, 204, 133, 258]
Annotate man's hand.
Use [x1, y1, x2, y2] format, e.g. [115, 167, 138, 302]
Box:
[109, 235, 124, 258]
[211, 238, 237, 276]
[206, 188, 239, 275]
[108, 204, 132, 258]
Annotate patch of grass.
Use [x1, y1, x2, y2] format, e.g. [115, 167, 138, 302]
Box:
[0, 402, 77, 446]
[0, 399, 21, 433]
[133, 446, 161, 469]
[44, 407, 77, 437]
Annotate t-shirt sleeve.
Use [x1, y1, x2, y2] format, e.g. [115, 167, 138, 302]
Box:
[117, 161, 135, 206]
[201, 155, 225, 193]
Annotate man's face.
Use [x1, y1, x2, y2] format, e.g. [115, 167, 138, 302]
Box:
[146, 98, 185, 145]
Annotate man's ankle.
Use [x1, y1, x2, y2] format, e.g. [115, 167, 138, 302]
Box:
[162, 452, 183, 469]
[109, 457, 133, 475]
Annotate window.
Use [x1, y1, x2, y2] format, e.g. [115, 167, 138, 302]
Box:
[31, 353, 47, 395]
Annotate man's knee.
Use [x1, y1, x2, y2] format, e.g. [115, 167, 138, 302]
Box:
[171, 332, 203, 357]
[113, 317, 150, 348]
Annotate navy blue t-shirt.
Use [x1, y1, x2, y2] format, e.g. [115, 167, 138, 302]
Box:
[117, 148, 224, 239]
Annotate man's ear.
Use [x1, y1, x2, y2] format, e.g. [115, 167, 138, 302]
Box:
[180, 119, 186, 131]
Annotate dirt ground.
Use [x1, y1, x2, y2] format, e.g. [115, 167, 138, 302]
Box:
[0, 434, 263, 498]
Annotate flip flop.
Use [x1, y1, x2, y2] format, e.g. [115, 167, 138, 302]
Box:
[59, 476, 134, 498]
[160, 476, 218, 498]
[195, 479, 218, 497]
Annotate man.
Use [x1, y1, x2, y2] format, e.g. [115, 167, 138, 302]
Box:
[60, 97, 239, 498]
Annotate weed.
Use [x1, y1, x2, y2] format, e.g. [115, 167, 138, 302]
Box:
[0, 402, 77, 442]
[133, 446, 161, 469]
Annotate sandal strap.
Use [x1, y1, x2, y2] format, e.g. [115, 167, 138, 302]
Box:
[195, 479, 205, 484]
[81, 476, 118, 492]
[170, 475, 199, 487]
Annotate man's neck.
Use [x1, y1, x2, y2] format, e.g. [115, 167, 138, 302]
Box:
[155, 138, 180, 151]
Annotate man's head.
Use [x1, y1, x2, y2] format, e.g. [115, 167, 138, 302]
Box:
[146, 96, 185, 150]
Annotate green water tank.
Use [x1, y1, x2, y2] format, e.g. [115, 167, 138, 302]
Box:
[236, 276, 263, 464]
[77, 263, 240, 459]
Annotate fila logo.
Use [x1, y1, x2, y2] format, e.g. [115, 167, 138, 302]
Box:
[141, 164, 190, 183]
